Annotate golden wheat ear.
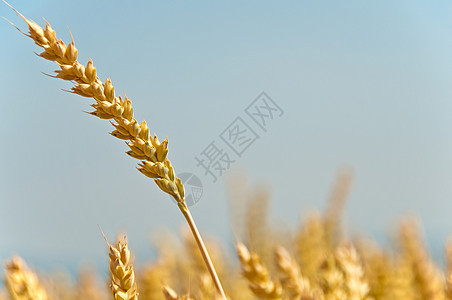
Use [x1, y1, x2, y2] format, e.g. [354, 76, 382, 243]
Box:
[108, 237, 139, 300]
[4, 2, 226, 298]
[4, 256, 49, 300]
[275, 246, 320, 299]
[236, 242, 283, 299]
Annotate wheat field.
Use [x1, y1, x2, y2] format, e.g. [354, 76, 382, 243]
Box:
[3, 2, 452, 300]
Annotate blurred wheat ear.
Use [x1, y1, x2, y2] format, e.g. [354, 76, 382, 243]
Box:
[3, 1, 226, 298]
[4, 256, 49, 300]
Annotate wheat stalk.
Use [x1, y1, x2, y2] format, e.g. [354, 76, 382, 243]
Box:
[4, 256, 49, 300]
[4, 2, 226, 298]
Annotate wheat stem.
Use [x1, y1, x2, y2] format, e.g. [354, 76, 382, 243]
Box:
[178, 202, 227, 299]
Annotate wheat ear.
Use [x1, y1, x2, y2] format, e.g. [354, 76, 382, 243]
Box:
[4, 2, 226, 298]
[274, 246, 319, 299]
[102, 234, 138, 300]
[236, 242, 282, 299]
[4, 256, 49, 300]
[398, 219, 445, 300]
[335, 245, 370, 300]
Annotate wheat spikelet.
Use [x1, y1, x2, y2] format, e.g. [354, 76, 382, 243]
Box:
[4, 256, 49, 300]
[319, 253, 347, 300]
[236, 242, 282, 299]
[335, 245, 370, 300]
[319, 245, 370, 300]
[274, 246, 321, 300]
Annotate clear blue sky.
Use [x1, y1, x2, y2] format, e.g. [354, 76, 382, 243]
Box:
[2, 0, 452, 271]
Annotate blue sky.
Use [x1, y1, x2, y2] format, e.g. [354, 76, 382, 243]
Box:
[2, 0, 452, 271]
